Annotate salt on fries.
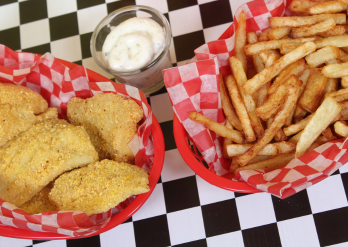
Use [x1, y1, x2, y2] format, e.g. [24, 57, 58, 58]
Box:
[189, 4, 348, 174]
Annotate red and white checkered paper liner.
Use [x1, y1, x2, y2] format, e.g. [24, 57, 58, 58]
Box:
[0, 44, 154, 237]
[163, 0, 348, 199]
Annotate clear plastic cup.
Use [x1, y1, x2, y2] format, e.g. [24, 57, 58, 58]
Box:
[91, 5, 172, 95]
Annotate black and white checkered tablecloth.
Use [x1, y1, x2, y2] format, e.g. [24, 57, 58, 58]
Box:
[1, 0, 348, 246]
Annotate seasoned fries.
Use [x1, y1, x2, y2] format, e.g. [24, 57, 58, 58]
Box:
[308, 1, 347, 15]
[290, 18, 336, 38]
[334, 121, 348, 137]
[235, 11, 247, 73]
[191, 6, 348, 174]
[305, 46, 340, 68]
[225, 75, 256, 142]
[322, 62, 348, 78]
[298, 69, 328, 112]
[229, 57, 264, 138]
[296, 97, 342, 157]
[243, 42, 316, 95]
[236, 82, 301, 166]
[269, 14, 346, 28]
[189, 112, 244, 143]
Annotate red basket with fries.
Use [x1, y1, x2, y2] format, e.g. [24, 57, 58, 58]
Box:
[166, 0, 348, 198]
[0, 48, 165, 239]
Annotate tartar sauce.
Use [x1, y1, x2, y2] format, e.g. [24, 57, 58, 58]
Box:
[102, 17, 166, 71]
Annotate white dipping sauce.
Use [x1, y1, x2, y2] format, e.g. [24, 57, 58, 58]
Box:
[102, 17, 166, 71]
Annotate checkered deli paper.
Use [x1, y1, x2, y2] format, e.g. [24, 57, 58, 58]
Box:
[0, 44, 154, 237]
[163, 0, 348, 199]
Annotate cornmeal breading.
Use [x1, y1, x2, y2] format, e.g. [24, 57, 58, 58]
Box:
[0, 82, 48, 114]
[67, 93, 143, 164]
[49, 160, 150, 216]
[0, 119, 99, 207]
[0, 104, 36, 147]
[20, 182, 57, 214]
[35, 107, 58, 123]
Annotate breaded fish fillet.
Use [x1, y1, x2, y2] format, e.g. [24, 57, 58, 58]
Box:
[0, 106, 58, 148]
[67, 93, 143, 164]
[20, 182, 57, 214]
[49, 160, 149, 216]
[0, 104, 36, 147]
[0, 119, 99, 207]
[0, 82, 48, 114]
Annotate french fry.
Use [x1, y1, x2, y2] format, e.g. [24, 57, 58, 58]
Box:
[298, 69, 328, 112]
[268, 27, 291, 40]
[289, 0, 320, 14]
[189, 112, 244, 143]
[341, 108, 348, 119]
[225, 75, 256, 142]
[243, 42, 316, 95]
[247, 31, 269, 107]
[322, 126, 335, 140]
[341, 76, 348, 88]
[230, 158, 240, 172]
[268, 58, 306, 94]
[339, 48, 348, 62]
[244, 37, 317, 55]
[230, 57, 264, 138]
[269, 14, 346, 28]
[248, 155, 278, 164]
[315, 34, 348, 48]
[296, 96, 342, 157]
[234, 153, 295, 174]
[235, 11, 248, 73]
[305, 46, 340, 68]
[322, 62, 348, 77]
[256, 76, 295, 121]
[334, 120, 348, 137]
[227, 141, 295, 157]
[226, 144, 279, 156]
[259, 28, 271, 41]
[236, 82, 301, 166]
[288, 130, 303, 144]
[318, 25, 347, 36]
[339, 101, 348, 109]
[279, 42, 302, 54]
[326, 88, 348, 102]
[326, 58, 341, 64]
[220, 74, 243, 130]
[223, 121, 234, 159]
[325, 78, 339, 93]
[309, 1, 347, 14]
[267, 117, 288, 142]
[284, 114, 314, 136]
[290, 18, 336, 38]
[294, 105, 307, 120]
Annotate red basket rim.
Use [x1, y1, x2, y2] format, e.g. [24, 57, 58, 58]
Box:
[0, 59, 165, 240]
[173, 114, 261, 193]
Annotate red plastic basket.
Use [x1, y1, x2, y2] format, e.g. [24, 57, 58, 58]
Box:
[173, 114, 261, 193]
[0, 59, 165, 240]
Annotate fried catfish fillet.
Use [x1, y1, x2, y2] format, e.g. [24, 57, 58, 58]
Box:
[20, 182, 58, 214]
[49, 159, 149, 216]
[0, 104, 36, 147]
[67, 93, 143, 164]
[0, 106, 58, 148]
[0, 119, 99, 207]
[0, 82, 48, 114]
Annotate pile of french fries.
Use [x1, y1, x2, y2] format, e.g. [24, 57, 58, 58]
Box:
[189, 0, 348, 174]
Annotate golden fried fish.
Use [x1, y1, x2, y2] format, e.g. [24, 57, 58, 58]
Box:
[49, 159, 149, 216]
[35, 107, 58, 123]
[0, 82, 48, 114]
[0, 119, 99, 207]
[0, 104, 36, 147]
[67, 93, 143, 164]
[20, 182, 58, 214]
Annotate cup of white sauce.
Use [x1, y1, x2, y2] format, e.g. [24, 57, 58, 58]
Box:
[91, 5, 172, 95]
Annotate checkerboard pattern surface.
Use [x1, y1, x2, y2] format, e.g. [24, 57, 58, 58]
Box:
[1, 0, 348, 246]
